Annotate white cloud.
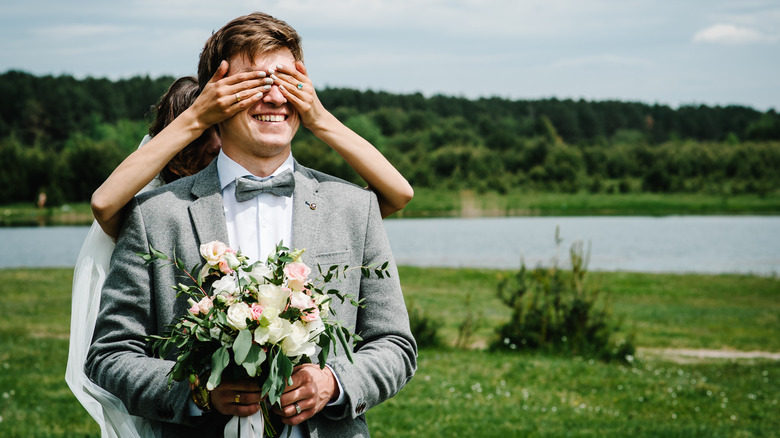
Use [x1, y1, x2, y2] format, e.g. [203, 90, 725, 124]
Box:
[693, 23, 778, 45]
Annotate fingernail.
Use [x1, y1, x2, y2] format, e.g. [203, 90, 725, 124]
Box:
[268, 68, 275, 75]
[257, 71, 267, 78]
[263, 78, 273, 84]
[270, 74, 279, 81]
[263, 85, 272, 91]
[276, 64, 284, 71]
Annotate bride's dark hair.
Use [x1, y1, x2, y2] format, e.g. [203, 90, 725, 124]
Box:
[149, 76, 217, 183]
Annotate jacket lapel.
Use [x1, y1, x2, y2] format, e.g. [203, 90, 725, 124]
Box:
[291, 162, 322, 257]
[188, 160, 230, 246]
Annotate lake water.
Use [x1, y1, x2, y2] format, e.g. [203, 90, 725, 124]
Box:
[1, 216, 779, 275]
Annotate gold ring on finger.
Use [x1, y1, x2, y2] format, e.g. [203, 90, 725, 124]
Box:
[235, 93, 242, 103]
[234, 393, 241, 404]
[293, 402, 301, 414]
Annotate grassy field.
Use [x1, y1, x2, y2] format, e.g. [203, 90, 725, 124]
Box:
[0, 267, 778, 437]
[400, 189, 780, 218]
[2, 190, 779, 226]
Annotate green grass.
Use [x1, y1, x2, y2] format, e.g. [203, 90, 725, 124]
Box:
[590, 271, 780, 351]
[370, 350, 780, 437]
[399, 189, 780, 217]
[0, 267, 778, 437]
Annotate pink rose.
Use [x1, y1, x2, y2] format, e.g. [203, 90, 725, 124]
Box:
[301, 305, 319, 322]
[290, 291, 318, 322]
[284, 262, 311, 291]
[250, 303, 264, 320]
[197, 296, 213, 314]
[188, 296, 214, 315]
[219, 259, 234, 275]
[188, 303, 200, 315]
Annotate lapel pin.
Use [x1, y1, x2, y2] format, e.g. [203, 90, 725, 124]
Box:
[305, 201, 317, 210]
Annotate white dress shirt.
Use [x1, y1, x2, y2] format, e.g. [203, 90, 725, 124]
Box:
[217, 150, 303, 437]
[217, 150, 295, 263]
[216, 150, 347, 437]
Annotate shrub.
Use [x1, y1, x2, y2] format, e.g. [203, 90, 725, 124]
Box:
[406, 300, 441, 349]
[492, 228, 635, 363]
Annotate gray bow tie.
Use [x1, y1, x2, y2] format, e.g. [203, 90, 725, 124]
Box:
[234, 169, 295, 201]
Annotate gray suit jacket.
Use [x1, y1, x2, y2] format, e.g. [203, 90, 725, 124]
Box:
[86, 159, 417, 437]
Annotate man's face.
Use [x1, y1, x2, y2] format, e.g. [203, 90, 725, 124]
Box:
[219, 49, 300, 161]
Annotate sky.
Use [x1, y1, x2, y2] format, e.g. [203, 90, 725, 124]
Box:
[2, 0, 779, 111]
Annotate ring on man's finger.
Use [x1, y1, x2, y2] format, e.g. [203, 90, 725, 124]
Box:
[234, 394, 241, 404]
[235, 93, 242, 103]
[293, 402, 301, 414]
[296, 83, 304, 90]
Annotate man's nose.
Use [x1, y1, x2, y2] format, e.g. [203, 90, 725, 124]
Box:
[262, 84, 287, 106]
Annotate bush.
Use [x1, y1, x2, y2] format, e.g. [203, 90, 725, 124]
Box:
[492, 228, 635, 363]
[406, 300, 441, 349]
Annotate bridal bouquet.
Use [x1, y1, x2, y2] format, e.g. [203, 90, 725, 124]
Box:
[141, 240, 388, 436]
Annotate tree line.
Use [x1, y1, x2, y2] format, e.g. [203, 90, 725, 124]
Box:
[1, 70, 778, 205]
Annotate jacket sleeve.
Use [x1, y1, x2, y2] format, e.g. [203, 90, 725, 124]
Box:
[323, 191, 418, 420]
[84, 198, 201, 426]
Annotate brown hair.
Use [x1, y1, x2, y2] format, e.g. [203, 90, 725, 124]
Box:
[149, 76, 215, 183]
[197, 12, 303, 91]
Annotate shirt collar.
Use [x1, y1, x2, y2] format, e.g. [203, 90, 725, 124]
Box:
[217, 150, 295, 191]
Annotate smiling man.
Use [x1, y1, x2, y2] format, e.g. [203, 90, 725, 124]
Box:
[86, 11, 417, 438]
[216, 49, 301, 176]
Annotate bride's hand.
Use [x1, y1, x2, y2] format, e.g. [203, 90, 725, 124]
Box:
[189, 60, 273, 128]
[271, 61, 329, 131]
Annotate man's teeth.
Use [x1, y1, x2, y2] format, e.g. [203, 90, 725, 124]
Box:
[253, 115, 285, 122]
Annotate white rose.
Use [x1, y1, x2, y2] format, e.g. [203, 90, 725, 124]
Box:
[253, 324, 270, 345]
[256, 284, 289, 311]
[256, 317, 292, 345]
[200, 241, 228, 266]
[212, 274, 238, 296]
[282, 321, 316, 358]
[226, 302, 252, 330]
[241, 263, 272, 285]
[259, 305, 281, 325]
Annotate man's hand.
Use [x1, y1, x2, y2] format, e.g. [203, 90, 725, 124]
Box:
[273, 364, 339, 426]
[210, 379, 264, 417]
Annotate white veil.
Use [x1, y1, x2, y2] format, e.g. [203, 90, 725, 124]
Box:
[65, 135, 163, 438]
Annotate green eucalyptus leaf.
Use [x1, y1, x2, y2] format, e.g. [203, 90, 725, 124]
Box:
[277, 350, 294, 385]
[336, 325, 354, 363]
[150, 246, 168, 261]
[206, 346, 229, 390]
[241, 343, 266, 377]
[233, 329, 252, 364]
